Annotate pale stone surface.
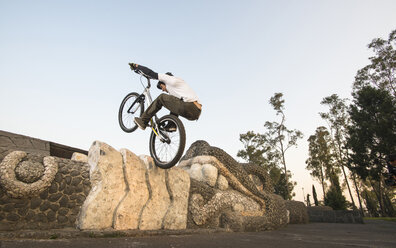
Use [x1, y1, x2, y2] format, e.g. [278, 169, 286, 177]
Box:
[216, 174, 229, 190]
[139, 166, 170, 230]
[201, 163, 218, 187]
[180, 156, 266, 207]
[77, 141, 192, 231]
[162, 168, 190, 230]
[71, 152, 88, 163]
[139, 155, 155, 169]
[77, 141, 126, 230]
[188, 163, 203, 181]
[0, 151, 58, 198]
[114, 149, 149, 230]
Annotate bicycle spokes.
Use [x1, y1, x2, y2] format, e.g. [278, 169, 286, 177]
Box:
[149, 115, 186, 168]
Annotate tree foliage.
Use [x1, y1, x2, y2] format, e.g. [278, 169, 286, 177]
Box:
[353, 29, 396, 97]
[347, 86, 396, 180]
[347, 29, 396, 216]
[320, 94, 358, 209]
[238, 93, 302, 200]
[324, 181, 348, 210]
[263, 93, 303, 199]
[306, 126, 333, 198]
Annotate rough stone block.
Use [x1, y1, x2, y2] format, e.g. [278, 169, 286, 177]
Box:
[76, 141, 125, 230]
[113, 149, 149, 230]
[162, 168, 190, 230]
[71, 152, 88, 163]
[202, 164, 218, 187]
[285, 200, 309, 224]
[139, 166, 170, 230]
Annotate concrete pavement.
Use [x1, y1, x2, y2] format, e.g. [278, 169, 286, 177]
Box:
[1, 219, 395, 248]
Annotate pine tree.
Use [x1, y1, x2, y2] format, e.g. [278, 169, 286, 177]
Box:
[312, 185, 319, 206]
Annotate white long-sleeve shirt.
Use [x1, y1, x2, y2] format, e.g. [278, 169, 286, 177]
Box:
[158, 73, 201, 105]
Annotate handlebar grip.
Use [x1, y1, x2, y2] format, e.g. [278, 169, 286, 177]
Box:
[129, 63, 138, 70]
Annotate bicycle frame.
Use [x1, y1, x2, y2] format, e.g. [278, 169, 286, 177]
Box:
[128, 71, 170, 143]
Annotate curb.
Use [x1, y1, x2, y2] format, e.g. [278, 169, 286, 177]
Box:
[0, 228, 231, 240]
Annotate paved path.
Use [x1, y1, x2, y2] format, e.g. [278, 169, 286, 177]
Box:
[1, 220, 395, 248]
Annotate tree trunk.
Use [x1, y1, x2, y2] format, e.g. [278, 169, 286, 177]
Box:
[334, 139, 356, 209]
[352, 172, 364, 217]
[341, 165, 356, 209]
[369, 179, 386, 216]
[281, 149, 289, 200]
[383, 192, 395, 216]
[320, 166, 326, 201]
[377, 178, 386, 216]
[277, 116, 290, 200]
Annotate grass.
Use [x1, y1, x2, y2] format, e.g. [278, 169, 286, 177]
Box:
[364, 217, 396, 222]
[49, 234, 58, 239]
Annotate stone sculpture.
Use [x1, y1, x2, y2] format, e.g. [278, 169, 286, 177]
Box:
[1, 138, 309, 232]
[0, 152, 90, 230]
[0, 151, 58, 198]
[76, 141, 190, 230]
[179, 140, 289, 231]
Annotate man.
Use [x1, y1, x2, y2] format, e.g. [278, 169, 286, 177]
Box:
[129, 63, 202, 130]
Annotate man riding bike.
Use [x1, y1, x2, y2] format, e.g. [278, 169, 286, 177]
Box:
[129, 63, 202, 131]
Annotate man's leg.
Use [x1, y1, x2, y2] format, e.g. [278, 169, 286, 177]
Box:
[135, 94, 182, 129]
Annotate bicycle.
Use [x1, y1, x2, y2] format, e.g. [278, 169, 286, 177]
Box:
[118, 67, 186, 169]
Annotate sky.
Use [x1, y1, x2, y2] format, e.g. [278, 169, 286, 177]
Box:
[1, 0, 396, 203]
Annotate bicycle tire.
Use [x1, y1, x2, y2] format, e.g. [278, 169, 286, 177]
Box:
[149, 115, 186, 169]
[118, 92, 145, 133]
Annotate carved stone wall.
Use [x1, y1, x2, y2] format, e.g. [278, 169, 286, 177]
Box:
[285, 200, 309, 224]
[179, 141, 290, 231]
[307, 206, 364, 223]
[0, 135, 309, 232]
[76, 141, 190, 231]
[0, 152, 90, 230]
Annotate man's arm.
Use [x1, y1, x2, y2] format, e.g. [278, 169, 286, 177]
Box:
[129, 63, 159, 80]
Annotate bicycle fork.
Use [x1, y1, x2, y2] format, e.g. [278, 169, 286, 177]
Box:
[149, 118, 171, 144]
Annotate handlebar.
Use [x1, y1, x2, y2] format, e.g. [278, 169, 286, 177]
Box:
[130, 66, 151, 88]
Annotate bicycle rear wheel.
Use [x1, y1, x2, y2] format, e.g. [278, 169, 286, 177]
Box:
[149, 115, 186, 169]
[118, 92, 144, 133]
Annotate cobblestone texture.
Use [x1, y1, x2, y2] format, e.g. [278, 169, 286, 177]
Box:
[0, 153, 91, 230]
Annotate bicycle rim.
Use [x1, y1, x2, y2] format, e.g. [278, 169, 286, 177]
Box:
[118, 92, 144, 133]
[149, 115, 186, 169]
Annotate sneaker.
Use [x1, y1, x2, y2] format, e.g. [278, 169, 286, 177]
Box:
[134, 117, 147, 130]
[163, 121, 177, 132]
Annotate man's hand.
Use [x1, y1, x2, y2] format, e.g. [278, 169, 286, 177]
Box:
[129, 63, 139, 71]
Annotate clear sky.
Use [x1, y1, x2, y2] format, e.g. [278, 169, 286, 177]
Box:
[1, 0, 396, 203]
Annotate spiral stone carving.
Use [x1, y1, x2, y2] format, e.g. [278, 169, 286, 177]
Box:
[0, 151, 58, 198]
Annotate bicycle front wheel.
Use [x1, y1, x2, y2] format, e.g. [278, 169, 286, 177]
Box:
[118, 92, 144, 133]
[149, 115, 186, 169]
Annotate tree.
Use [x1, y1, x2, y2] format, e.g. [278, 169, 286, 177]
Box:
[353, 29, 396, 97]
[320, 94, 361, 211]
[273, 171, 296, 199]
[238, 130, 286, 196]
[238, 93, 302, 200]
[306, 126, 333, 199]
[362, 188, 379, 217]
[324, 179, 348, 210]
[347, 86, 396, 216]
[238, 131, 277, 168]
[263, 93, 303, 199]
[312, 185, 319, 206]
[347, 29, 396, 217]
